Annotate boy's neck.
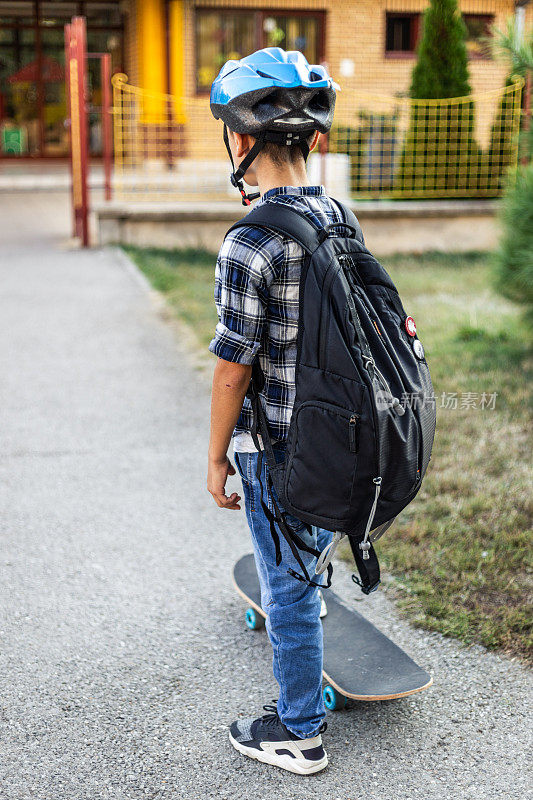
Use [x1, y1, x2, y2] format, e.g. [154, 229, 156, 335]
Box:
[256, 158, 309, 197]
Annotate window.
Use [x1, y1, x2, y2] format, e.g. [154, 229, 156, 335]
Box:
[463, 14, 493, 58]
[195, 8, 324, 92]
[196, 11, 255, 92]
[0, 0, 124, 157]
[263, 15, 319, 57]
[385, 13, 420, 54]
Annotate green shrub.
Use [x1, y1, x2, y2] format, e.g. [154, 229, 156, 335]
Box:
[409, 0, 471, 99]
[493, 163, 533, 329]
[395, 0, 482, 196]
[330, 111, 399, 194]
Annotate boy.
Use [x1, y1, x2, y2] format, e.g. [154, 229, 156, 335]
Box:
[207, 48, 348, 775]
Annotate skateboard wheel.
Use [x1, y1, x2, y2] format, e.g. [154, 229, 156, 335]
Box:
[323, 684, 347, 711]
[245, 607, 264, 630]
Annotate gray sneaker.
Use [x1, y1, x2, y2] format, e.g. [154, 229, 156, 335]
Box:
[229, 704, 328, 775]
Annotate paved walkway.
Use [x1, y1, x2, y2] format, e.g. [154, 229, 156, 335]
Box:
[0, 193, 530, 800]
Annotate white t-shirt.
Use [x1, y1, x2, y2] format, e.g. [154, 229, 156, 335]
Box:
[233, 431, 265, 453]
[233, 431, 280, 452]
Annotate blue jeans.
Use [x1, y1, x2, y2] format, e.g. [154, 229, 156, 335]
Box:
[234, 445, 333, 739]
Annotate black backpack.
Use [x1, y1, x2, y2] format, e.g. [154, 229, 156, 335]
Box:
[227, 200, 436, 595]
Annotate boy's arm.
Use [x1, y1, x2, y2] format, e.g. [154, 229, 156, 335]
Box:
[206, 226, 280, 511]
[207, 358, 251, 510]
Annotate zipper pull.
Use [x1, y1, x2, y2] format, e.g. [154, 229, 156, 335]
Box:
[391, 396, 405, 416]
[362, 354, 375, 380]
[349, 414, 359, 452]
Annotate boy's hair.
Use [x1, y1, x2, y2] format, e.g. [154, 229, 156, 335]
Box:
[260, 132, 316, 167]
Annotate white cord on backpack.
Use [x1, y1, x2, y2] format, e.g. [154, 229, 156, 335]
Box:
[359, 476, 382, 559]
[315, 531, 345, 575]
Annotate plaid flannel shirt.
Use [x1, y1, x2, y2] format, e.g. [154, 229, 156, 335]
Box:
[209, 185, 351, 443]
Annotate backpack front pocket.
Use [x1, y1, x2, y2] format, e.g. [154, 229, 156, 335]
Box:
[284, 400, 361, 524]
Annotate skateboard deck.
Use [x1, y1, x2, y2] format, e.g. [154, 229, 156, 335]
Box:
[233, 553, 433, 706]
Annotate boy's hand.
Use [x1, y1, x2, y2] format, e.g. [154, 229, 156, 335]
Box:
[207, 455, 242, 510]
[208, 358, 251, 511]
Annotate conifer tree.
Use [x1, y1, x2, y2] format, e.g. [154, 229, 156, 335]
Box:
[409, 0, 471, 100]
[486, 20, 533, 190]
[493, 163, 533, 330]
[395, 0, 481, 196]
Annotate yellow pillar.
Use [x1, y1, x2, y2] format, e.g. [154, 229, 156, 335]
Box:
[137, 0, 166, 119]
[169, 0, 187, 123]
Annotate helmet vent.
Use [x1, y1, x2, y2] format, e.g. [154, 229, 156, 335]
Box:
[253, 90, 286, 112]
[309, 90, 329, 111]
[256, 70, 279, 81]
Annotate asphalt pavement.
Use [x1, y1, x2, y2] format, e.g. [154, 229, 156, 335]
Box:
[0, 192, 530, 800]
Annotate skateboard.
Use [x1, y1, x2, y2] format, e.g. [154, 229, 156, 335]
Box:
[233, 553, 433, 710]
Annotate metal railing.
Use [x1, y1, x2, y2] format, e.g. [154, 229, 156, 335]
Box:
[112, 73, 229, 202]
[112, 73, 526, 202]
[329, 78, 525, 199]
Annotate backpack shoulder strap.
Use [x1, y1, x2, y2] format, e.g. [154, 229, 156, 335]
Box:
[329, 197, 365, 245]
[227, 201, 321, 254]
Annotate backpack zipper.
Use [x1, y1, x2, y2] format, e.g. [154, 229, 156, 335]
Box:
[350, 272, 427, 477]
[319, 261, 341, 369]
[353, 306, 423, 494]
[372, 362, 405, 417]
[343, 256, 425, 502]
[345, 292, 381, 476]
[349, 414, 359, 452]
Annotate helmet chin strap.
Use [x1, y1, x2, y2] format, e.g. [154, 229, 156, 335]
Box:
[223, 125, 261, 206]
[223, 124, 312, 207]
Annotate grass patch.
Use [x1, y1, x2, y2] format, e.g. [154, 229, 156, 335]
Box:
[125, 245, 532, 661]
[123, 246, 217, 348]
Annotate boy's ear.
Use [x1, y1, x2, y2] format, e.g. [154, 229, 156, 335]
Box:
[230, 130, 254, 158]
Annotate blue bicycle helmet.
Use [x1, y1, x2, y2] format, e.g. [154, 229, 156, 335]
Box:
[210, 47, 339, 204]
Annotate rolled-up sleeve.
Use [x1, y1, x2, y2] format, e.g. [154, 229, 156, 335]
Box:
[209, 226, 278, 365]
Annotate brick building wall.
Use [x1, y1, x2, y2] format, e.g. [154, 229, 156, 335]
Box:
[123, 0, 530, 161]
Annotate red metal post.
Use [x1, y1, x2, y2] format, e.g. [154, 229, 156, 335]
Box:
[101, 53, 113, 201]
[64, 22, 76, 237]
[67, 17, 90, 247]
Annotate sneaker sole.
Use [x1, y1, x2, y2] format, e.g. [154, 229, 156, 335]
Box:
[229, 732, 328, 775]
